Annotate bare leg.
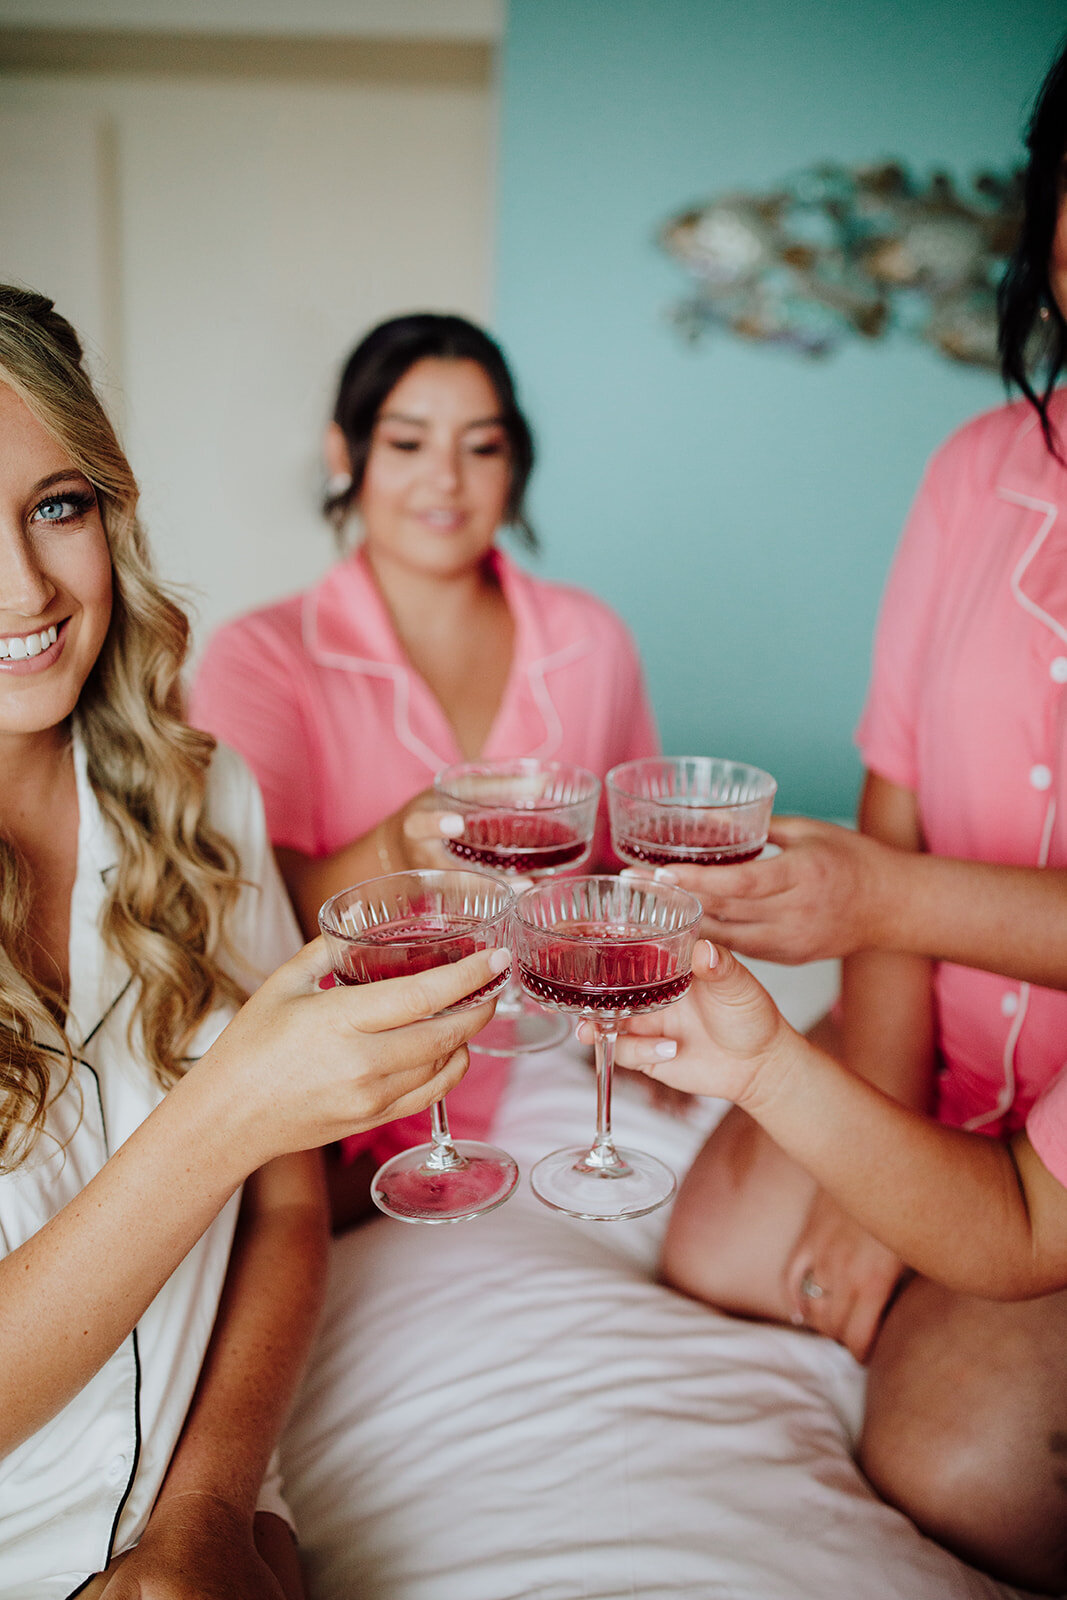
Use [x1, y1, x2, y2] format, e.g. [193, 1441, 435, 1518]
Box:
[660, 1104, 818, 1322]
[255, 1510, 306, 1599]
[324, 1145, 378, 1233]
[659, 1012, 839, 1319]
[860, 1278, 1067, 1593]
[76, 1513, 306, 1599]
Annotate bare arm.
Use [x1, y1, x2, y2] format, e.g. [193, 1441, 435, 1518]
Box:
[0, 938, 506, 1455]
[277, 792, 463, 938]
[671, 778, 1067, 987]
[748, 1034, 1067, 1300]
[606, 943, 1067, 1299]
[153, 1150, 328, 1517]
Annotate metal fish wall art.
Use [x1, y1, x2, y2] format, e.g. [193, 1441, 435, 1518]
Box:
[659, 161, 1023, 367]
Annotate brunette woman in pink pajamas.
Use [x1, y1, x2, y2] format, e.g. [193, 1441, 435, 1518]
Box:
[191, 315, 658, 1224]
[624, 43, 1067, 1593]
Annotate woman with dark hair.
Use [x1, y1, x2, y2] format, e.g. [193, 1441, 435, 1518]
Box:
[611, 40, 1067, 1592]
[191, 313, 658, 1223]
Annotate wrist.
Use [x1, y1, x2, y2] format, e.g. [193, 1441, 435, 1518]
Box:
[735, 1017, 808, 1122]
[866, 837, 919, 951]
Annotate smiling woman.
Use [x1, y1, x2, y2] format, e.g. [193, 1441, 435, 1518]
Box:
[190, 311, 660, 1226]
[0, 286, 513, 1600]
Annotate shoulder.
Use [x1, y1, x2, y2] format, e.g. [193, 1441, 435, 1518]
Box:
[201, 740, 270, 851]
[924, 394, 1053, 501]
[199, 589, 306, 667]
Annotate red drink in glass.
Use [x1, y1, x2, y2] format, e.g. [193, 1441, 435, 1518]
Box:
[446, 813, 588, 875]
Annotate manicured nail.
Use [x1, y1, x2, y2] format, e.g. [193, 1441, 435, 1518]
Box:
[489, 947, 512, 973]
[703, 940, 718, 968]
[653, 867, 678, 884]
[619, 868, 638, 879]
[439, 814, 465, 836]
[653, 1040, 677, 1060]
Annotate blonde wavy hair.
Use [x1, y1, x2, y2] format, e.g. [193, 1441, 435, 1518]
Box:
[0, 285, 246, 1169]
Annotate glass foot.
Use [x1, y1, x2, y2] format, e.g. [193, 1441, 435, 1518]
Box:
[371, 1140, 520, 1224]
[530, 1144, 676, 1221]
[471, 1001, 569, 1057]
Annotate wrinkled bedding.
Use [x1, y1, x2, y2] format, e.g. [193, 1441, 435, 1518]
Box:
[282, 957, 1027, 1599]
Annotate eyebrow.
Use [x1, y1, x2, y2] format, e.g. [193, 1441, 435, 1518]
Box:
[377, 411, 505, 430]
[31, 469, 93, 494]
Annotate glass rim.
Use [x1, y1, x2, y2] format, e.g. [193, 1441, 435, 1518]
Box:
[434, 758, 602, 810]
[318, 868, 516, 942]
[512, 873, 703, 941]
[606, 756, 777, 808]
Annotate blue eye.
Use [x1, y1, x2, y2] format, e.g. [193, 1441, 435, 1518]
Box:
[31, 490, 95, 525]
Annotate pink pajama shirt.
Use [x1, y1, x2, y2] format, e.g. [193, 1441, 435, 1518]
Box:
[190, 546, 659, 1165]
[856, 391, 1067, 1138]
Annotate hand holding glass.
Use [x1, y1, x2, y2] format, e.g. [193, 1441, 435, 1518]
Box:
[511, 875, 702, 1220]
[319, 870, 518, 1223]
[434, 760, 601, 1056]
[608, 757, 776, 867]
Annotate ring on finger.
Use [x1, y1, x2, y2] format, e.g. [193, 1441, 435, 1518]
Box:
[799, 1268, 828, 1301]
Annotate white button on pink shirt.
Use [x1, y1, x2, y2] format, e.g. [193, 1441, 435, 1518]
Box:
[856, 391, 1067, 1139]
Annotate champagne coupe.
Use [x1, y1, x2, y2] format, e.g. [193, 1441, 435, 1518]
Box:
[434, 759, 601, 1057]
[607, 757, 777, 868]
[511, 875, 702, 1220]
[319, 870, 519, 1224]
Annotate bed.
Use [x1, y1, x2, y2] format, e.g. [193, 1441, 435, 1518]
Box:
[281, 957, 1034, 1600]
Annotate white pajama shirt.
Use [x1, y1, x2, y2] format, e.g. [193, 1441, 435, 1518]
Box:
[0, 736, 301, 1599]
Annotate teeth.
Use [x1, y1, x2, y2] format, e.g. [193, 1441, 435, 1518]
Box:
[0, 624, 58, 661]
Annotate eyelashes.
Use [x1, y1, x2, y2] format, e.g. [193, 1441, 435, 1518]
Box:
[31, 488, 97, 526]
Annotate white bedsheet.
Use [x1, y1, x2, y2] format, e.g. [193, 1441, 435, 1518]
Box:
[282, 958, 1031, 1599]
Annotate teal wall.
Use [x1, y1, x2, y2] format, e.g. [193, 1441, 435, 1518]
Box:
[495, 0, 1065, 816]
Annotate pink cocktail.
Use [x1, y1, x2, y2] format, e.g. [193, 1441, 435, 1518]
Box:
[434, 760, 601, 1058]
[319, 871, 519, 1224]
[511, 875, 702, 1221]
[607, 757, 776, 868]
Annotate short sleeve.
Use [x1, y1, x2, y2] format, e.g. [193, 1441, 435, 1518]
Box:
[190, 616, 320, 856]
[854, 455, 954, 792]
[1026, 1064, 1067, 1191]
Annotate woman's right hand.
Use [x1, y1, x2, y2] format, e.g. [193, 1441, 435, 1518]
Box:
[376, 788, 467, 872]
[200, 936, 509, 1169]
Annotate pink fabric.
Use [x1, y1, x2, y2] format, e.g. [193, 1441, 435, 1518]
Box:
[856, 391, 1067, 1136]
[1027, 1063, 1067, 1188]
[190, 546, 659, 1164]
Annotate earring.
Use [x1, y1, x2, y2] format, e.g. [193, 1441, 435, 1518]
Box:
[326, 472, 353, 498]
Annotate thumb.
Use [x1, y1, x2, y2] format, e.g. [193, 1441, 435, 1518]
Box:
[694, 940, 772, 1008]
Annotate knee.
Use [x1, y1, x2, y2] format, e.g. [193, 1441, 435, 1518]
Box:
[860, 1411, 1067, 1593]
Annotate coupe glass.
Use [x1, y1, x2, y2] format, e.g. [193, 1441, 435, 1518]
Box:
[434, 759, 601, 1057]
[511, 875, 702, 1220]
[319, 870, 519, 1224]
[607, 757, 777, 867]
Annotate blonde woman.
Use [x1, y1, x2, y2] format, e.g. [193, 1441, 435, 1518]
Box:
[0, 287, 505, 1600]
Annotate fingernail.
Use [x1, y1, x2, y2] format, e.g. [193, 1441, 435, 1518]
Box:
[439, 814, 465, 837]
[653, 867, 678, 884]
[619, 868, 638, 879]
[702, 939, 718, 968]
[653, 1040, 677, 1059]
[489, 947, 512, 973]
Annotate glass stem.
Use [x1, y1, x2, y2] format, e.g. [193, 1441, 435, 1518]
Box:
[585, 1020, 630, 1175]
[425, 1097, 464, 1172]
[493, 969, 525, 1020]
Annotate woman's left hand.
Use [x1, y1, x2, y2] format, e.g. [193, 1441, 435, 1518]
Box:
[97, 1493, 285, 1599]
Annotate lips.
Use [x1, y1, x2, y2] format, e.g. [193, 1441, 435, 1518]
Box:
[0, 620, 66, 674]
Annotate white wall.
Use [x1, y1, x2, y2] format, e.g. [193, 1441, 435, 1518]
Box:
[0, 45, 495, 654]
